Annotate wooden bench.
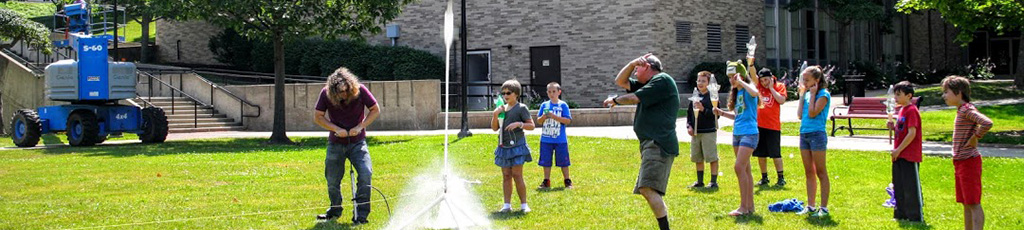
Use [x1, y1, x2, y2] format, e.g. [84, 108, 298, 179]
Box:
[830, 97, 921, 141]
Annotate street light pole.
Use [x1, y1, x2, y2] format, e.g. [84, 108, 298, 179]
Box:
[457, 0, 472, 138]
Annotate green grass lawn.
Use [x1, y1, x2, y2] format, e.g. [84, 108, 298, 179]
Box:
[2, 135, 1023, 229]
[1, 2, 157, 44]
[723, 104, 1024, 145]
[1, 133, 140, 148]
[910, 81, 1023, 107]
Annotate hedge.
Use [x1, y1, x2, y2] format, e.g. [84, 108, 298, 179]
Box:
[209, 29, 444, 81]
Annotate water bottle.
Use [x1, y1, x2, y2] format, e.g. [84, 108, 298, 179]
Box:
[494, 94, 505, 120]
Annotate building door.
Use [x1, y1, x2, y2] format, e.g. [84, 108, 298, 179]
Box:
[530, 46, 561, 99]
[466, 50, 491, 110]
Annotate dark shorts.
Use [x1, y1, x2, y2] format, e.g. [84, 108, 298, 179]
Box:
[954, 156, 983, 205]
[634, 140, 675, 196]
[753, 128, 782, 158]
[799, 131, 828, 151]
[732, 134, 759, 149]
[538, 142, 571, 167]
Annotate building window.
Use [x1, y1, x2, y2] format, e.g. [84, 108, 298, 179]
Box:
[675, 21, 692, 44]
[707, 23, 722, 53]
[736, 25, 751, 54]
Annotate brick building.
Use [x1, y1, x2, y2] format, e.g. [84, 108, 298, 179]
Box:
[154, 0, 1018, 108]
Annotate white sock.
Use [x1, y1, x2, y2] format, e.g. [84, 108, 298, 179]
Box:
[520, 203, 529, 209]
[503, 203, 511, 209]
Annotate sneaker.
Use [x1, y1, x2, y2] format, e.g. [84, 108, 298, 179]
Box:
[689, 182, 705, 188]
[498, 205, 512, 213]
[707, 182, 719, 189]
[564, 179, 573, 189]
[520, 204, 531, 213]
[352, 219, 369, 225]
[775, 178, 787, 186]
[538, 179, 551, 189]
[812, 207, 830, 217]
[316, 213, 339, 221]
[796, 206, 817, 215]
[756, 178, 770, 186]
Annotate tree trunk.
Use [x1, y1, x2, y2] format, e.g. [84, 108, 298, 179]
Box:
[139, 14, 152, 63]
[1016, 35, 1024, 89]
[837, 23, 850, 72]
[267, 32, 293, 144]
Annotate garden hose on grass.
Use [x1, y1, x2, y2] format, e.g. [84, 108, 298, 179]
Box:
[349, 165, 392, 219]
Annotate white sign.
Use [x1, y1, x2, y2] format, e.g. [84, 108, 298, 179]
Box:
[89, 91, 99, 97]
[542, 60, 550, 67]
[82, 45, 103, 52]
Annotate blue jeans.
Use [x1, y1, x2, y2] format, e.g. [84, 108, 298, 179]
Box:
[325, 141, 372, 221]
[800, 131, 828, 151]
[732, 134, 759, 149]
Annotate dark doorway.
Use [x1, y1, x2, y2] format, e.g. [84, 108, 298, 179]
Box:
[530, 46, 561, 99]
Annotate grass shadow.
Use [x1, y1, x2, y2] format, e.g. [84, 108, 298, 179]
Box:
[734, 213, 764, 224]
[306, 220, 355, 230]
[40, 134, 63, 146]
[898, 220, 932, 229]
[489, 211, 527, 220]
[713, 213, 764, 224]
[805, 215, 839, 227]
[754, 184, 789, 195]
[536, 187, 567, 193]
[31, 136, 416, 157]
[689, 186, 719, 194]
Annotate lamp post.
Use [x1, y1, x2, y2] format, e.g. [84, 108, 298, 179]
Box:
[457, 0, 472, 138]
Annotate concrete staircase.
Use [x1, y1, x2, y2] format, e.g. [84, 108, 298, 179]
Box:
[129, 97, 245, 133]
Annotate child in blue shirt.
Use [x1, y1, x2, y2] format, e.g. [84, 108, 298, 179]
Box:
[796, 66, 833, 218]
[537, 82, 574, 189]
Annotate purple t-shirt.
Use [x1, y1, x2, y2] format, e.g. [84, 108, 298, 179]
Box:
[314, 85, 378, 144]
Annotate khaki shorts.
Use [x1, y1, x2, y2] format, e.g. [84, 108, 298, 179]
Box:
[634, 140, 676, 196]
[690, 132, 719, 163]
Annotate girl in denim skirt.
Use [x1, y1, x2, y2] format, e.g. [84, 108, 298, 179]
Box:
[713, 62, 761, 216]
[491, 79, 536, 213]
[796, 66, 832, 217]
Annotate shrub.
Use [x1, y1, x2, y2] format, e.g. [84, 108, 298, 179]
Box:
[686, 62, 730, 90]
[208, 29, 444, 81]
[208, 29, 254, 69]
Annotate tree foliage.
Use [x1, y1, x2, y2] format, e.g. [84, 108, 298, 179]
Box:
[173, 0, 415, 144]
[896, 0, 1024, 43]
[0, 8, 51, 54]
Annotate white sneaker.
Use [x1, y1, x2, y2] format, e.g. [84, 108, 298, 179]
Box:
[498, 204, 512, 213]
[796, 206, 817, 215]
[520, 204, 531, 213]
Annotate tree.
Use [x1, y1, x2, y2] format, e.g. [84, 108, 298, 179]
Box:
[0, 8, 51, 54]
[173, 0, 413, 144]
[897, 0, 1024, 89]
[113, 0, 184, 63]
[786, 0, 890, 70]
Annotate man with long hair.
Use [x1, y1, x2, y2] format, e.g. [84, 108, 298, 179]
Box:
[312, 67, 381, 224]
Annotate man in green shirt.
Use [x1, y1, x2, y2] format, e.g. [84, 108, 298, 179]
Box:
[604, 53, 679, 230]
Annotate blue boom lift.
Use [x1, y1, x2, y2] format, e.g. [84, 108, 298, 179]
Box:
[10, 1, 167, 147]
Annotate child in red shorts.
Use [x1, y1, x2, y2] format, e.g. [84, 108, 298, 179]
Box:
[941, 76, 993, 230]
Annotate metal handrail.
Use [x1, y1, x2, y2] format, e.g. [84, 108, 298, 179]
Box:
[142, 69, 262, 126]
[139, 71, 210, 128]
[140, 71, 210, 107]
[191, 71, 263, 118]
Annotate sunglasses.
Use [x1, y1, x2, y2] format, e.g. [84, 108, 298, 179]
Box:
[501, 91, 514, 95]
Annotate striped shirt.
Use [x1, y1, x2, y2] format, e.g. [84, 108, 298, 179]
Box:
[952, 103, 993, 160]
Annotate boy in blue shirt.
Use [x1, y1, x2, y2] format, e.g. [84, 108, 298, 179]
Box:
[537, 82, 574, 189]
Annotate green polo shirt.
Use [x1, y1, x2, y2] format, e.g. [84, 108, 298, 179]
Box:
[628, 73, 680, 157]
